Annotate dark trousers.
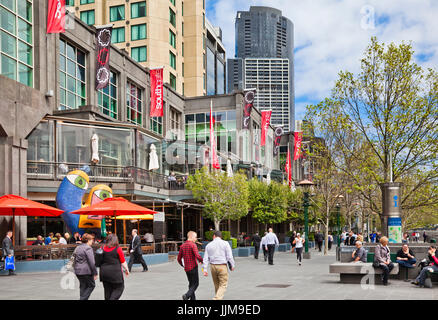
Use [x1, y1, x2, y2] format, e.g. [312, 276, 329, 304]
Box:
[328, 241, 332, 250]
[416, 265, 438, 285]
[128, 253, 148, 271]
[317, 241, 323, 252]
[377, 262, 394, 284]
[254, 243, 260, 259]
[296, 247, 303, 262]
[76, 274, 95, 300]
[262, 247, 268, 261]
[267, 244, 275, 265]
[103, 281, 124, 300]
[185, 266, 199, 300]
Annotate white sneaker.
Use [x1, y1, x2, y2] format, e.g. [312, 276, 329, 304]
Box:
[299, 262, 302, 266]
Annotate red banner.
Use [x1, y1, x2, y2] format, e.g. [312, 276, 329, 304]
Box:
[95, 26, 112, 90]
[261, 110, 272, 146]
[285, 148, 292, 186]
[294, 131, 303, 161]
[210, 102, 220, 169]
[47, 0, 65, 33]
[150, 68, 164, 117]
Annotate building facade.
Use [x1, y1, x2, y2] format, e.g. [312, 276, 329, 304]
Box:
[227, 6, 295, 132]
[70, 0, 219, 98]
[0, 2, 283, 244]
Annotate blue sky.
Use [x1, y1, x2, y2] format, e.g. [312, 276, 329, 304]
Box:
[206, 0, 438, 120]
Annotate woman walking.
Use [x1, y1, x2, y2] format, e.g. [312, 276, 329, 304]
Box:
[73, 233, 98, 300]
[99, 234, 130, 300]
[293, 233, 305, 266]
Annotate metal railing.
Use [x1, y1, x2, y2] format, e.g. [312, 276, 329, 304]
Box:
[27, 161, 187, 190]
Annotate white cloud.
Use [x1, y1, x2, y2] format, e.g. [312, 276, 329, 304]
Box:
[207, 0, 438, 119]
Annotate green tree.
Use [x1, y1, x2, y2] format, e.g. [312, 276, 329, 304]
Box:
[186, 167, 249, 231]
[306, 37, 438, 229]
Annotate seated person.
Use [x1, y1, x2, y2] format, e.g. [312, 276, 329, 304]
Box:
[351, 241, 367, 263]
[32, 235, 44, 246]
[396, 244, 416, 268]
[412, 246, 438, 287]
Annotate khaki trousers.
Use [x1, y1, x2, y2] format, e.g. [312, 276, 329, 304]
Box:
[210, 264, 228, 300]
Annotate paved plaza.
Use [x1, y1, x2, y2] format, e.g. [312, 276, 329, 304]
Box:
[1, 250, 437, 300]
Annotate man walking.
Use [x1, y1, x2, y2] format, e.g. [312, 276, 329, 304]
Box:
[128, 229, 148, 272]
[203, 231, 235, 300]
[251, 232, 261, 259]
[315, 230, 323, 252]
[177, 231, 203, 300]
[1, 230, 16, 275]
[264, 228, 279, 265]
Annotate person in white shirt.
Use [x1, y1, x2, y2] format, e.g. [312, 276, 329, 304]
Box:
[293, 233, 305, 265]
[260, 232, 268, 261]
[264, 228, 279, 265]
[144, 232, 154, 243]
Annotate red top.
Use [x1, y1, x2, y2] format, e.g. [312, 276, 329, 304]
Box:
[430, 255, 438, 266]
[177, 241, 203, 272]
[103, 246, 125, 263]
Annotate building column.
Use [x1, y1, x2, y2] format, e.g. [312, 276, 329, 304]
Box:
[0, 137, 28, 245]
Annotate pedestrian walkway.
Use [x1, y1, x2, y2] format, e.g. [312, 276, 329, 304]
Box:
[0, 251, 436, 300]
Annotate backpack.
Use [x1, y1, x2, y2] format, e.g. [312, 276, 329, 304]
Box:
[94, 247, 104, 267]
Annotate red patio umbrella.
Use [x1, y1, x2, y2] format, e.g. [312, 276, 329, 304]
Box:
[0, 194, 64, 245]
[70, 197, 158, 239]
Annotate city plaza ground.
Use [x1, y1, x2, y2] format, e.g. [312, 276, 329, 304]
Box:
[1, 250, 437, 300]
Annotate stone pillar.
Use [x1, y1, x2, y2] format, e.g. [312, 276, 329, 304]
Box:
[0, 137, 28, 245]
[380, 182, 402, 243]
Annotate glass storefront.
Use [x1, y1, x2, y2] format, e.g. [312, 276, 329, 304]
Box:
[27, 120, 54, 162]
[136, 131, 162, 173]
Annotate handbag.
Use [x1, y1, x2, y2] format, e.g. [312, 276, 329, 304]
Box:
[66, 247, 79, 272]
[94, 247, 104, 267]
[5, 256, 15, 271]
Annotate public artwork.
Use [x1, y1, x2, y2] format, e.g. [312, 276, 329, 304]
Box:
[95, 26, 113, 90]
[150, 68, 164, 117]
[56, 169, 113, 236]
[242, 89, 256, 129]
[47, 0, 65, 33]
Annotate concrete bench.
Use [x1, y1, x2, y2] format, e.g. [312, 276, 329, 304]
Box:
[329, 262, 399, 284]
[238, 247, 250, 257]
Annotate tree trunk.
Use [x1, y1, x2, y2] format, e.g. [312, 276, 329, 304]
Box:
[214, 220, 220, 231]
[324, 205, 330, 255]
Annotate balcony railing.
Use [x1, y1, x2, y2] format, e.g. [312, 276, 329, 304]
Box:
[27, 161, 187, 191]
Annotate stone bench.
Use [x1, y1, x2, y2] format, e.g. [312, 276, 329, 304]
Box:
[238, 247, 250, 257]
[329, 262, 399, 284]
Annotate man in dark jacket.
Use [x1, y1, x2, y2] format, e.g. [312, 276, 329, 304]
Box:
[128, 229, 148, 272]
[315, 231, 323, 252]
[251, 232, 261, 259]
[2, 230, 16, 275]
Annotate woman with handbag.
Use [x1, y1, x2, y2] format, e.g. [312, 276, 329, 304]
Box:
[73, 233, 98, 300]
[99, 234, 130, 300]
[373, 236, 394, 286]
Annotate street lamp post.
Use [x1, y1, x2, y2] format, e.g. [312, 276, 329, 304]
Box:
[299, 179, 315, 259]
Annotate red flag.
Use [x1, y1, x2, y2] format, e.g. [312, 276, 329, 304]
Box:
[261, 110, 272, 146]
[47, 0, 65, 33]
[150, 68, 164, 117]
[210, 101, 220, 169]
[294, 131, 303, 161]
[286, 148, 292, 186]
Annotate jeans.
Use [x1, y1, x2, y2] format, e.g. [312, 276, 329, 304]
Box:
[376, 262, 394, 284]
[396, 258, 416, 268]
[103, 282, 125, 300]
[416, 265, 438, 286]
[76, 274, 95, 300]
[185, 266, 199, 300]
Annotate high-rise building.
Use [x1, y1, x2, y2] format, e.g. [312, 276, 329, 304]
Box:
[227, 6, 294, 131]
[70, 0, 224, 97]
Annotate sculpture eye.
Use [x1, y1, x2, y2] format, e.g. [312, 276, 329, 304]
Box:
[95, 189, 112, 200]
[67, 174, 88, 190]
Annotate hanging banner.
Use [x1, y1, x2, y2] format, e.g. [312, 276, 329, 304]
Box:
[261, 110, 272, 146]
[294, 131, 303, 161]
[95, 25, 113, 90]
[47, 0, 65, 33]
[285, 148, 292, 186]
[150, 68, 164, 117]
[242, 89, 256, 129]
[210, 102, 220, 169]
[273, 126, 283, 156]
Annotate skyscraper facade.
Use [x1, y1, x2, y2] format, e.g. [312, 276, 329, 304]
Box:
[227, 6, 294, 131]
